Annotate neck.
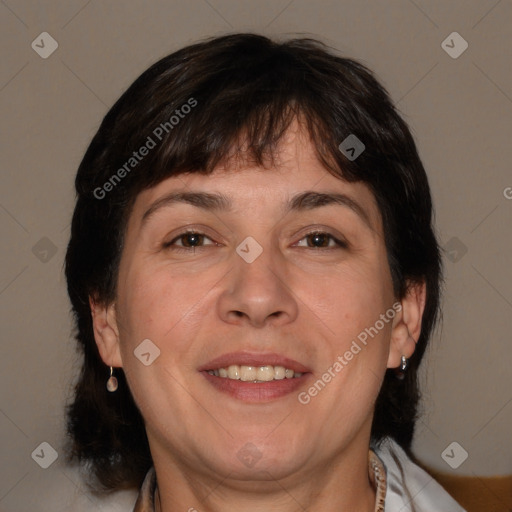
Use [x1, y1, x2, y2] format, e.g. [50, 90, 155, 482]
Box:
[150, 440, 376, 512]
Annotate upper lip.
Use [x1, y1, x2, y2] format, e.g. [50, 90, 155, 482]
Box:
[198, 351, 311, 373]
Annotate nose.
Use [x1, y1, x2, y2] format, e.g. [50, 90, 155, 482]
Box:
[217, 242, 299, 328]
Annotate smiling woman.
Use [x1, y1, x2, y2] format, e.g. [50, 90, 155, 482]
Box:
[64, 33, 466, 511]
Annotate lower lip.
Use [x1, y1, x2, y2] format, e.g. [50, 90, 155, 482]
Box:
[201, 371, 310, 402]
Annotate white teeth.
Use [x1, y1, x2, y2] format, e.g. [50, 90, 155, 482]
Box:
[240, 366, 257, 382]
[257, 366, 274, 382]
[208, 364, 304, 381]
[227, 365, 240, 379]
[274, 366, 286, 379]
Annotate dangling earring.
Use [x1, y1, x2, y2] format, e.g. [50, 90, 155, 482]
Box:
[106, 366, 118, 392]
[395, 355, 409, 380]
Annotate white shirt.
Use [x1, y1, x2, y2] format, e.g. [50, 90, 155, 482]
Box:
[372, 437, 467, 511]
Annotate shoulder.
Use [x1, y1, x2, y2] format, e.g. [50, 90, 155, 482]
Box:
[372, 437, 467, 512]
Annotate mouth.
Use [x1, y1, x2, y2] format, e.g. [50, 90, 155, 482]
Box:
[207, 364, 303, 382]
[199, 352, 312, 402]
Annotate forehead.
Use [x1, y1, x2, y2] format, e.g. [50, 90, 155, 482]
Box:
[127, 123, 383, 234]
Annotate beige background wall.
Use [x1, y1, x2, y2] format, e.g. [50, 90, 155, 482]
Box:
[1, 0, 511, 510]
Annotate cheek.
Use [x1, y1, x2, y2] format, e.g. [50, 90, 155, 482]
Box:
[302, 263, 392, 344]
[297, 261, 394, 417]
[114, 264, 213, 420]
[116, 262, 213, 354]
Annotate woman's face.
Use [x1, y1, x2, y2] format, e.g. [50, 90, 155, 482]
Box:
[96, 122, 407, 482]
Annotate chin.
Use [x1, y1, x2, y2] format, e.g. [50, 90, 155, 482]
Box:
[196, 431, 314, 482]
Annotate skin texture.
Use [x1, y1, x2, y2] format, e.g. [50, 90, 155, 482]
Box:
[91, 121, 425, 512]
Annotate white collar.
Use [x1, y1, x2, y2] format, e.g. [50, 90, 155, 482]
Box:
[372, 437, 467, 511]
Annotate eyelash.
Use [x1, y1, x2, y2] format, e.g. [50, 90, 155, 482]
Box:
[163, 229, 348, 253]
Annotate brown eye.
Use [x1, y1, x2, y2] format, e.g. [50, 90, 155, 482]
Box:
[163, 231, 216, 251]
[307, 233, 330, 247]
[178, 232, 205, 247]
[296, 231, 347, 249]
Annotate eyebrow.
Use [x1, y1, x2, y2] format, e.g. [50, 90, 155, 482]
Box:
[141, 190, 373, 229]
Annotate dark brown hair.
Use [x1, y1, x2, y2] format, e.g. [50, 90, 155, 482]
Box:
[64, 32, 443, 492]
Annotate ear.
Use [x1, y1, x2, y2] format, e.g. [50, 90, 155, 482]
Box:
[89, 296, 123, 368]
[387, 280, 427, 369]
